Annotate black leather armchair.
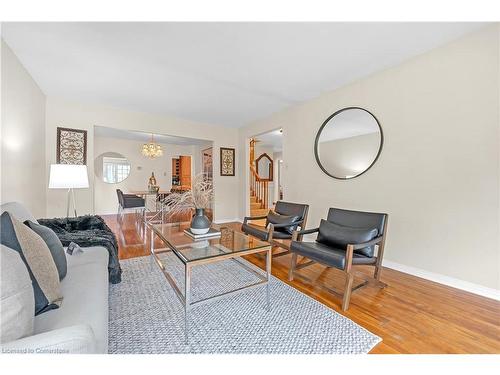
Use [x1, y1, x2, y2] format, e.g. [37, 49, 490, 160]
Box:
[289, 208, 388, 311]
[241, 201, 309, 257]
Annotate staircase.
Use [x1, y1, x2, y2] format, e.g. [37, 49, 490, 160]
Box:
[250, 193, 269, 216]
[249, 164, 271, 217]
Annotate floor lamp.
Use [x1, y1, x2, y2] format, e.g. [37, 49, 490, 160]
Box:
[49, 164, 89, 217]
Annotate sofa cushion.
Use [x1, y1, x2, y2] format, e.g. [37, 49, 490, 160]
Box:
[1, 212, 63, 315]
[36, 216, 122, 284]
[65, 245, 109, 268]
[0, 245, 35, 343]
[25, 221, 67, 281]
[316, 219, 378, 257]
[34, 246, 109, 353]
[266, 211, 300, 235]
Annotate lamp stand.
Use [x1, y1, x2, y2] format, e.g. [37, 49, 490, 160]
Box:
[66, 188, 78, 217]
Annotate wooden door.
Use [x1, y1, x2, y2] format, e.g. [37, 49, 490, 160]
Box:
[179, 155, 192, 189]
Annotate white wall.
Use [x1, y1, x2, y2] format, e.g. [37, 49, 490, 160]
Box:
[254, 144, 274, 163]
[94, 136, 209, 214]
[239, 25, 500, 291]
[273, 151, 283, 202]
[1, 40, 46, 218]
[45, 98, 239, 222]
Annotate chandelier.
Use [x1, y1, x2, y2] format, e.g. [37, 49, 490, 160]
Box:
[142, 134, 163, 158]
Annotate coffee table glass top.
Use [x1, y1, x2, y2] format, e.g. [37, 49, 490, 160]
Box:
[150, 222, 269, 263]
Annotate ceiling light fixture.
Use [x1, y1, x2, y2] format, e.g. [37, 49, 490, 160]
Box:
[142, 134, 163, 159]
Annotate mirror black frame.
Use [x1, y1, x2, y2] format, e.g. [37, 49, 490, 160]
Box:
[314, 107, 384, 180]
[255, 152, 273, 181]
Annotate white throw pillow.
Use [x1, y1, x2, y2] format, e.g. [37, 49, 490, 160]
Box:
[0, 244, 35, 343]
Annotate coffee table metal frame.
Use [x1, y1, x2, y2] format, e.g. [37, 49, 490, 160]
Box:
[148, 223, 272, 344]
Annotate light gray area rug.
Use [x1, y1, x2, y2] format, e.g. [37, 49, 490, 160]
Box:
[108, 254, 381, 354]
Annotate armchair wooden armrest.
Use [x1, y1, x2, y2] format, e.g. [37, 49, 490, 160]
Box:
[291, 227, 319, 241]
[344, 237, 383, 271]
[243, 215, 268, 224]
[267, 220, 304, 242]
[351, 236, 383, 250]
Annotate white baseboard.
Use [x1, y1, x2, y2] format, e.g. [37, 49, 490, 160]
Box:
[382, 260, 500, 301]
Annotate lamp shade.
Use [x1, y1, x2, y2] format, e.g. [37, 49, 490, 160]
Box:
[49, 164, 89, 189]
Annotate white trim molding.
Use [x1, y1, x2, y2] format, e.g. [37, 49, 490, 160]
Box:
[383, 260, 500, 301]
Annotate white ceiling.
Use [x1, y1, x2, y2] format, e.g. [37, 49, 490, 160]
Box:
[94, 126, 212, 146]
[2, 22, 487, 128]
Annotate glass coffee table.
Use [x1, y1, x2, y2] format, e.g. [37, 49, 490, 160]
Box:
[148, 222, 272, 343]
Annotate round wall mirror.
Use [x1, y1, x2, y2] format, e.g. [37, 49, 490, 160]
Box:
[314, 107, 383, 180]
[94, 152, 131, 184]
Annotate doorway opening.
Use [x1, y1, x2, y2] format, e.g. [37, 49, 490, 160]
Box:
[248, 128, 283, 217]
[171, 155, 192, 192]
[93, 125, 213, 220]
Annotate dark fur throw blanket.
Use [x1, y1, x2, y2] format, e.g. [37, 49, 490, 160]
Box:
[38, 215, 122, 284]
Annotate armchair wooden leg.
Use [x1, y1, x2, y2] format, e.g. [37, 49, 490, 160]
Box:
[288, 252, 297, 281]
[342, 272, 354, 311]
[374, 264, 382, 281]
[373, 266, 388, 289]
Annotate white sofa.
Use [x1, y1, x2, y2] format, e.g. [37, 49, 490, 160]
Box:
[0, 202, 109, 354]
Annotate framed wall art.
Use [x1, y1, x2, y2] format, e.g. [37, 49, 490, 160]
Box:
[220, 147, 235, 176]
[56, 127, 87, 165]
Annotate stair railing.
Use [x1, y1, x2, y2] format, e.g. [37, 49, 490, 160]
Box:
[250, 164, 269, 209]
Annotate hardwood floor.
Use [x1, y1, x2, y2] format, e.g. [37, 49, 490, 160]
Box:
[104, 213, 500, 354]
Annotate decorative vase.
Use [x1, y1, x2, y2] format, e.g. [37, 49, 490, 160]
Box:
[190, 208, 211, 234]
